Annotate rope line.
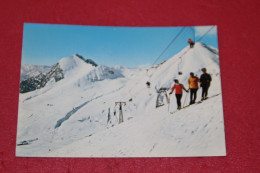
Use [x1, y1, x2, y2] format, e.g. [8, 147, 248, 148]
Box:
[189, 27, 195, 42]
[148, 26, 215, 79]
[144, 26, 217, 99]
[196, 26, 216, 42]
[152, 27, 185, 65]
[172, 26, 216, 75]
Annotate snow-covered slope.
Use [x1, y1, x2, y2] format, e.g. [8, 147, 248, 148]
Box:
[44, 94, 225, 157]
[147, 42, 220, 91]
[16, 42, 225, 157]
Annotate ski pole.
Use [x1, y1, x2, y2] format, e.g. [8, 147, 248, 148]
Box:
[183, 89, 189, 108]
[167, 92, 170, 112]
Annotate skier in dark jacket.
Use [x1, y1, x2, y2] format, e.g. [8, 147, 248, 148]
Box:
[200, 68, 212, 100]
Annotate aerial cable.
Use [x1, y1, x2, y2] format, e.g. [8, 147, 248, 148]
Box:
[152, 27, 185, 66]
[144, 26, 216, 95]
[196, 26, 216, 42]
[175, 26, 216, 74]
[150, 26, 213, 73]
[188, 27, 195, 42]
[146, 27, 186, 83]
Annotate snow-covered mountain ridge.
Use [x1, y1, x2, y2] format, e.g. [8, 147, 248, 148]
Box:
[19, 54, 120, 93]
[16, 42, 226, 157]
[20, 64, 51, 81]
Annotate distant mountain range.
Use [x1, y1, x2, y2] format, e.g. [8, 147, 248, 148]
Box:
[20, 64, 51, 81]
[20, 54, 99, 93]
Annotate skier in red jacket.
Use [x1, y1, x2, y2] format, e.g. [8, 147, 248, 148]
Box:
[169, 79, 188, 110]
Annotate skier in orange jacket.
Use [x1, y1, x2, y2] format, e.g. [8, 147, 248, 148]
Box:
[188, 72, 200, 104]
[169, 79, 188, 110]
[188, 38, 195, 48]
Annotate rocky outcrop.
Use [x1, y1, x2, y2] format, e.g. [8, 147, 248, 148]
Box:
[20, 63, 64, 93]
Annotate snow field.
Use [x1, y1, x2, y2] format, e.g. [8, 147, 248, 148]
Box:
[16, 42, 226, 157]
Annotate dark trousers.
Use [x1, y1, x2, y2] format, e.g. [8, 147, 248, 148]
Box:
[175, 94, 182, 108]
[190, 42, 194, 48]
[202, 85, 209, 99]
[190, 88, 198, 104]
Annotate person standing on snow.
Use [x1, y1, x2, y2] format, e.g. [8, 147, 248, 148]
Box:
[200, 68, 212, 100]
[169, 79, 188, 110]
[188, 72, 200, 104]
[188, 38, 195, 48]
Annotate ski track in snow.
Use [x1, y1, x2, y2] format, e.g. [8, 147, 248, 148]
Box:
[55, 85, 125, 129]
[55, 95, 103, 128]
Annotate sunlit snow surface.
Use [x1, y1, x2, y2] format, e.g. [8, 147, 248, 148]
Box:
[16, 42, 226, 157]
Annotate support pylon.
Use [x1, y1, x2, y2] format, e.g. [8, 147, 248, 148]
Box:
[115, 102, 126, 124]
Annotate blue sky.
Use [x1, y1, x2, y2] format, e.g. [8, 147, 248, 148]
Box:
[22, 23, 218, 68]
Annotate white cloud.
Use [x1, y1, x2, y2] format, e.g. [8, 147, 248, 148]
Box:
[195, 26, 217, 37]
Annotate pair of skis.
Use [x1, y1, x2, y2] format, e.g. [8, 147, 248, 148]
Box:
[169, 93, 221, 114]
[168, 90, 189, 114]
[169, 101, 201, 114]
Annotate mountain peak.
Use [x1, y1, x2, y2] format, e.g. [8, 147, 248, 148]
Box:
[150, 42, 220, 90]
[73, 54, 98, 67]
[73, 53, 84, 60]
